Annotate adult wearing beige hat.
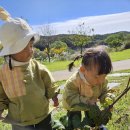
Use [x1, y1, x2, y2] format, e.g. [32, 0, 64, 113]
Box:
[0, 7, 59, 130]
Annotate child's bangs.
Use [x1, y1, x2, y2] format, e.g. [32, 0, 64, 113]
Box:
[96, 53, 112, 75]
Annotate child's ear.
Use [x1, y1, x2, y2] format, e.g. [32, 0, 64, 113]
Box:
[80, 66, 85, 73]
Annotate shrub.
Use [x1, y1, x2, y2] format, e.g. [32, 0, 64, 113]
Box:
[124, 42, 130, 49]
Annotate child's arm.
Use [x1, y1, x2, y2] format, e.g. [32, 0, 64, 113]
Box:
[63, 81, 100, 111]
[41, 66, 59, 106]
[63, 81, 82, 110]
[41, 67, 57, 98]
[99, 79, 115, 105]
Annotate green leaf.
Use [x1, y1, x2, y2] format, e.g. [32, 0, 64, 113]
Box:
[52, 120, 65, 129]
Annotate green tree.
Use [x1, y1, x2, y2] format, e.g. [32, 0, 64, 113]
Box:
[105, 33, 124, 51]
[39, 24, 56, 62]
[33, 48, 47, 61]
[51, 41, 67, 59]
[124, 34, 130, 49]
[69, 22, 94, 54]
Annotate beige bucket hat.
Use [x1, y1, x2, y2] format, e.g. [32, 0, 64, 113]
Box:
[0, 18, 39, 56]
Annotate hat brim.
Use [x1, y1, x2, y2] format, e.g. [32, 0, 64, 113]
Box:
[0, 32, 40, 56]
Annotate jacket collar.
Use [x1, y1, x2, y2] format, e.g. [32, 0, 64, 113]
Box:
[5, 56, 29, 67]
[78, 69, 91, 85]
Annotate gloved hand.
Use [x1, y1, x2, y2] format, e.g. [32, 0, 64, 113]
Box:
[71, 103, 101, 123]
[100, 108, 112, 125]
[87, 105, 102, 126]
[71, 103, 102, 126]
[88, 105, 101, 119]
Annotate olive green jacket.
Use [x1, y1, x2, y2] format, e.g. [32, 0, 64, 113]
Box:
[0, 59, 57, 126]
[62, 71, 112, 111]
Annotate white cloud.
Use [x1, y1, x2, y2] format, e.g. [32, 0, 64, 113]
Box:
[33, 11, 130, 35]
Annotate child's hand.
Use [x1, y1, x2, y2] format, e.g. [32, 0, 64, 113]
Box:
[52, 96, 59, 107]
[52, 89, 60, 107]
[100, 108, 112, 125]
[88, 105, 101, 119]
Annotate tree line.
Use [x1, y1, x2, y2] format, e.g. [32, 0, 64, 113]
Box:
[34, 31, 130, 62]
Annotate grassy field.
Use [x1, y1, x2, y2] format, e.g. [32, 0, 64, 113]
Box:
[0, 48, 130, 129]
[0, 49, 130, 129]
[106, 70, 130, 130]
[43, 49, 130, 71]
[110, 49, 130, 62]
[53, 69, 130, 130]
[0, 49, 130, 72]
[0, 70, 130, 129]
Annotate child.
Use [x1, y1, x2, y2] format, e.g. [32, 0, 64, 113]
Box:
[0, 7, 58, 130]
[62, 47, 114, 129]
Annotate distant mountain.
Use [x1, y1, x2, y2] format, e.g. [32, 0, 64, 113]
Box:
[34, 31, 130, 51]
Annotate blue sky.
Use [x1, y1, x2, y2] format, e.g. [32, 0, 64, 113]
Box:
[1, 0, 130, 25]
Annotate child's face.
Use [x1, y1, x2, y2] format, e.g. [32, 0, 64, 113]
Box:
[11, 40, 34, 62]
[84, 66, 106, 86]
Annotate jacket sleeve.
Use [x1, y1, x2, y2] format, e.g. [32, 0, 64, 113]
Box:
[0, 82, 9, 111]
[99, 79, 115, 104]
[63, 81, 90, 111]
[41, 67, 58, 99]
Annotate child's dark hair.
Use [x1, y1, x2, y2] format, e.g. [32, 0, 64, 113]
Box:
[30, 36, 35, 42]
[68, 47, 112, 75]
